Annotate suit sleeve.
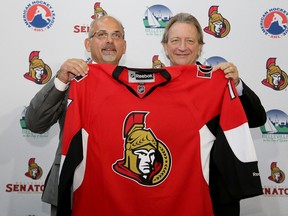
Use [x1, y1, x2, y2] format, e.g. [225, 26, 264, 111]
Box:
[25, 76, 68, 133]
[239, 81, 267, 128]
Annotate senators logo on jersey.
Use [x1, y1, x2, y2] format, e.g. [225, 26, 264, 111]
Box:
[113, 112, 172, 186]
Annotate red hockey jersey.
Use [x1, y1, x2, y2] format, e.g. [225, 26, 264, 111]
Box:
[58, 63, 260, 216]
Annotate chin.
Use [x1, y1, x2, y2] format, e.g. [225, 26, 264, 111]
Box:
[174, 61, 190, 66]
[103, 56, 117, 63]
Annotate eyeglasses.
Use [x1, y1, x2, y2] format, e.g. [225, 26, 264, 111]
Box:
[89, 30, 124, 40]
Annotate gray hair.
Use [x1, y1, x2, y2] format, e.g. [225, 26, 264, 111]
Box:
[161, 12, 204, 45]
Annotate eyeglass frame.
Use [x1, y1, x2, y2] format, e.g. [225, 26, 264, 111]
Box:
[89, 30, 125, 40]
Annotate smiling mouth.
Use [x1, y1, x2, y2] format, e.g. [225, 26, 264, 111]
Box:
[176, 54, 189, 57]
[102, 49, 116, 54]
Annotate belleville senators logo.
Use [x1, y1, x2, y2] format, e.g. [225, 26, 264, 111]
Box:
[268, 162, 285, 184]
[113, 112, 171, 186]
[203, 5, 231, 38]
[262, 58, 288, 90]
[24, 51, 52, 84]
[25, 158, 43, 180]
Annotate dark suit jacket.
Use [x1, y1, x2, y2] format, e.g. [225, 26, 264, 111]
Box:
[209, 81, 266, 207]
[25, 77, 68, 206]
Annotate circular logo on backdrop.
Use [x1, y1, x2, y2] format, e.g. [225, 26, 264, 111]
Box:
[260, 109, 288, 134]
[143, 5, 172, 28]
[23, 2, 55, 31]
[143, 4, 172, 36]
[260, 8, 288, 38]
[203, 56, 227, 66]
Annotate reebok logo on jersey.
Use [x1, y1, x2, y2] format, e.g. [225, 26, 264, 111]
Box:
[128, 71, 155, 83]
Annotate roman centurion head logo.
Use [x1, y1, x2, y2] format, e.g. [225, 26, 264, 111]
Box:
[203, 5, 231, 38]
[25, 158, 43, 180]
[113, 112, 171, 186]
[24, 51, 52, 84]
[268, 162, 285, 184]
[262, 58, 288, 90]
[152, 55, 165, 68]
[91, 2, 107, 19]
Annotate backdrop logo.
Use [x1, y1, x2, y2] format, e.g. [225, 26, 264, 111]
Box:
[20, 106, 49, 138]
[203, 56, 227, 66]
[203, 6, 231, 38]
[74, 2, 107, 34]
[262, 58, 288, 91]
[152, 55, 165, 68]
[263, 162, 288, 197]
[260, 8, 288, 38]
[5, 157, 44, 194]
[143, 4, 172, 36]
[268, 162, 285, 184]
[24, 51, 52, 85]
[260, 109, 288, 142]
[91, 2, 107, 19]
[25, 158, 43, 180]
[23, 1, 55, 31]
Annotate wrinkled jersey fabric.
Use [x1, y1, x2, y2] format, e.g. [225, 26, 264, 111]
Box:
[57, 64, 261, 216]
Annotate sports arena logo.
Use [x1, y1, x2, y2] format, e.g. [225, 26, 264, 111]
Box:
[203, 6, 231, 38]
[260, 8, 288, 38]
[143, 4, 172, 36]
[23, 1, 55, 31]
[262, 58, 288, 91]
[24, 51, 52, 85]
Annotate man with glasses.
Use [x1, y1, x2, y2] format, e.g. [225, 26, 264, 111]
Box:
[24, 15, 126, 216]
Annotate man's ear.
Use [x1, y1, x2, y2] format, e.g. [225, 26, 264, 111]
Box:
[162, 44, 170, 60]
[122, 40, 127, 54]
[162, 43, 168, 56]
[84, 38, 91, 52]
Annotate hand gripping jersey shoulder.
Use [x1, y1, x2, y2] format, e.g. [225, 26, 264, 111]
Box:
[57, 63, 261, 216]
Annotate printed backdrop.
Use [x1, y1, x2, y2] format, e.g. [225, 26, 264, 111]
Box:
[0, 1, 288, 215]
